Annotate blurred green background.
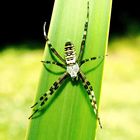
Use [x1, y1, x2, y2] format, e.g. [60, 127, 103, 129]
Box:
[0, 0, 140, 140]
[0, 35, 140, 140]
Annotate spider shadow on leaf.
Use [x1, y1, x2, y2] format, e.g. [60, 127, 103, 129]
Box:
[42, 63, 65, 75]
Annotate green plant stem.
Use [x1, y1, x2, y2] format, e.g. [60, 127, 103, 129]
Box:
[26, 0, 112, 140]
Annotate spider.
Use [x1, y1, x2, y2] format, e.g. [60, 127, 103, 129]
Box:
[29, 1, 105, 129]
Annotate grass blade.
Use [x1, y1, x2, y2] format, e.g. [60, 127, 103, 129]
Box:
[26, 0, 112, 139]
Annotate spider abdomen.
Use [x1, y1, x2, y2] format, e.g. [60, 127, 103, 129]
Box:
[65, 41, 76, 65]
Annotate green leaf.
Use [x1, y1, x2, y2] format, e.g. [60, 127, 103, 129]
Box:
[26, 0, 112, 140]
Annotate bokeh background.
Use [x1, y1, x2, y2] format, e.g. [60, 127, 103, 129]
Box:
[0, 0, 140, 140]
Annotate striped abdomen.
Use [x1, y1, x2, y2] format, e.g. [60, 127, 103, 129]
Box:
[64, 42, 76, 65]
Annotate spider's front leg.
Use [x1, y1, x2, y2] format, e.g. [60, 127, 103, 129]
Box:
[77, 1, 89, 63]
[79, 71, 102, 129]
[29, 72, 69, 119]
[43, 22, 65, 63]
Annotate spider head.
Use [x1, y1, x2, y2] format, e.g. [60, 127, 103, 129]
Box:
[64, 41, 76, 65]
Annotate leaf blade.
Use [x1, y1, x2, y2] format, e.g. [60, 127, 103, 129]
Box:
[26, 0, 112, 140]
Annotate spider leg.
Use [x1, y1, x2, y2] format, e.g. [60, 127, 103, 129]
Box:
[43, 22, 65, 63]
[41, 60, 66, 69]
[77, 1, 89, 63]
[80, 55, 107, 66]
[29, 72, 69, 119]
[79, 71, 102, 129]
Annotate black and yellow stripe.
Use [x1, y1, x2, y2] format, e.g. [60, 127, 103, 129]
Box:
[65, 42, 76, 65]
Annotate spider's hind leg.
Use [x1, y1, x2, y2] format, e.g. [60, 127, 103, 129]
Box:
[28, 72, 68, 119]
[30, 91, 48, 109]
[79, 71, 102, 129]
